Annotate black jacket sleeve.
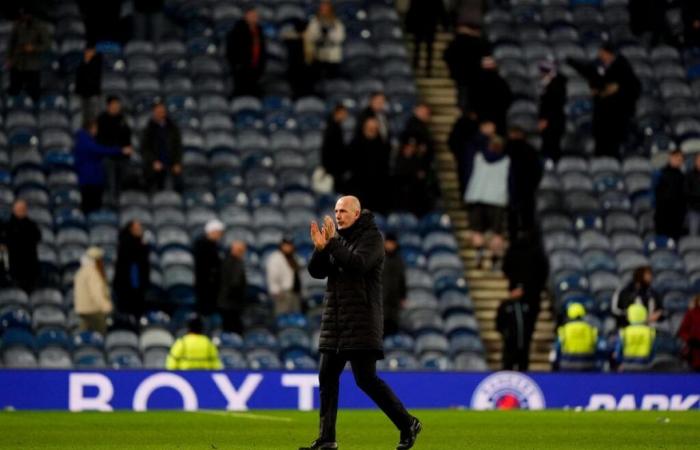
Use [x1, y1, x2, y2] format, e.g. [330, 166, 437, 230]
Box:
[324, 232, 384, 275]
[308, 248, 331, 279]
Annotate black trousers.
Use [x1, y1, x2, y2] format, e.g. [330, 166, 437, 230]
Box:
[8, 69, 41, 102]
[318, 352, 411, 442]
[412, 32, 435, 75]
[502, 339, 531, 372]
[80, 184, 104, 215]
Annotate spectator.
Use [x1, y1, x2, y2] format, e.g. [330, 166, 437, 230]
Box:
[405, 0, 446, 76]
[615, 304, 656, 371]
[321, 104, 350, 192]
[97, 96, 133, 200]
[678, 294, 700, 371]
[682, 0, 700, 47]
[348, 117, 391, 214]
[193, 220, 224, 316]
[266, 238, 302, 315]
[282, 18, 312, 99]
[470, 56, 512, 135]
[496, 285, 535, 371]
[448, 110, 479, 194]
[226, 6, 266, 97]
[6, 9, 50, 102]
[629, 0, 669, 45]
[399, 103, 435, 168]
[505, 126, 543, 236]
[74, 44, 102, 121]
[502, 230, 549, 348]
[654, 149, 686, 240]
[78, 0, 123, 44]
[141, 101, 183, 193]
[569, 43, 641, 158]
[443, 24, 490, 112]
[382, 233, 406, 337]
[133, 0, 165, 42]
[463, 132, 509, 270]
[685, 153, 700, 236]
[166, 316, 222, 370]
[611, 266, 663, 328]
[74, 119, 133, 214]
[217, 241, 248, 335]
[74, 246, 113, 335]
[355, 92, 389, 143]
[113, 220, 150, 319]
[537, 60, 567, 163]
[392, 137, 435, 216]
[304, 0, 345, 81]
[0, 199, 41, 293]
[555, 303, 598, 371]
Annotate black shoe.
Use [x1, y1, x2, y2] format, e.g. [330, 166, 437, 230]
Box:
[397, 417, 422, 450]
[299, 440, 338, 450]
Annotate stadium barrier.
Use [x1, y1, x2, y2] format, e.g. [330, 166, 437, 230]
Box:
[0, 370, 698, 411]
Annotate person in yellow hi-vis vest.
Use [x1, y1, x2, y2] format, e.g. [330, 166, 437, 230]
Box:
[166, 316, 222, 370]
[555, 303, 598, 371]
[615, 303, 656, 371]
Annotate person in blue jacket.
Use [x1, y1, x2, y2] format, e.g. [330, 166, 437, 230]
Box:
[74, 118, 132, 214]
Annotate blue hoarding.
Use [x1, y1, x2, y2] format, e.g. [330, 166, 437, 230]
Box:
[0, 370, 698, 411]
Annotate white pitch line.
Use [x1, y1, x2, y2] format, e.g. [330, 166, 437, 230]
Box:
[194, 410, 294, 422]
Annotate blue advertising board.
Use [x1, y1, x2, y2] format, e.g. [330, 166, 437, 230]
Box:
[0, 370, 698, 411]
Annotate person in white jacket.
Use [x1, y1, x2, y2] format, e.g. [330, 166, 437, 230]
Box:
[304, 0, 346, 80]
[265, 238, 302, 315]
[74, 246, 113, 335]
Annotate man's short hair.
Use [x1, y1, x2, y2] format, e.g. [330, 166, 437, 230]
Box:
[106, 95, 121, 105]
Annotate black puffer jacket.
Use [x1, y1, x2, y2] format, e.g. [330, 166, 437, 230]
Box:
[308, 211, 385, 357]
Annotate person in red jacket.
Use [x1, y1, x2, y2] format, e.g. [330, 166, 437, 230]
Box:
[678, 294, 700, 371]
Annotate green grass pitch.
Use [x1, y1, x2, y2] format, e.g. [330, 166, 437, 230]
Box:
[0, 410, 698, 449]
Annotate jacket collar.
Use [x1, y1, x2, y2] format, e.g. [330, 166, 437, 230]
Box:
[337, 210, 376, 242]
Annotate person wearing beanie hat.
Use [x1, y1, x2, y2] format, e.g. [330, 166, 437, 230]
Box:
[193, 220, 224, 316]
[74, 246, 112, 335]
[616, 304, 656, 371]
[555, 303, 598, 371]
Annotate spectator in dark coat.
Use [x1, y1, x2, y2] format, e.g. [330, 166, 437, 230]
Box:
[382, 233, 406, 337]
[685, 153, 700, 236]
[304, 197, 418, 450]
[281, 18, 312, 99]
[443, 24, 491, 112]
[78, 0, 122, 44]
[141, 102, 183, 192]
[6, 10, 50, 102]
[405, 0, 447, 76]
[113, 220, 150, 318]
[569, 43, 641, 158]
[392, 138, 436, 216]
[75, 44, 102, 120]
[537, 60, 567, 163]
[226, 7, 267, 97]
[496, 289, 534, 372]
[448, 110, 479, 194]
[682, 0, 700, 47]
[629, 0, 669, 45]
[654, 149, 686, 240]
[471, 56, 513, 135]
[355, 92, 389, 143]
[217, 241, 247, 334]
[399, 103, 435, 169]
[0, 200, 41, 293]
[193, 220, 224, 316]
[502, 230, 549, 348]
[611, 266, 663, 328]
[347, 117, 391, 214]
[321, 104, 350, 192]
[678, 294, 700, 371]
[74, 119, 133, 214]
[97, 96, 132, 202]
[133, 0, 165, 42]
[506, 126, 543, 236]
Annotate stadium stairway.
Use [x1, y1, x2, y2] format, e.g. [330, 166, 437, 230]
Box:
[407, 32, 555, 371]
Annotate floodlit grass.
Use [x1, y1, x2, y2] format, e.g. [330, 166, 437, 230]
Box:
[0, 410, 698, 449]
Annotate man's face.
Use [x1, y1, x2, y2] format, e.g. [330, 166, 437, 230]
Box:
[695, 153, 700, 171]
[245, 9, 259, 25]
[130, 221, 143, 238]
[107, 100, 121, 116]
[319, 2, 332, 17]
[335, 198, 360, 229]
[384, 239, 397, 254]
[208, 230, 223, 242]
[370, 95, 385, 113]
[363, 118, 379, 140]
[670, 153, 684, 168]
[598, 49, 614, 66]
[12, 200, 27, 219]
[281, 242, 294, 255]
[232, 242, 247, 258]
[153, 104, 167, 122]
[415, 105, 430, 122]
